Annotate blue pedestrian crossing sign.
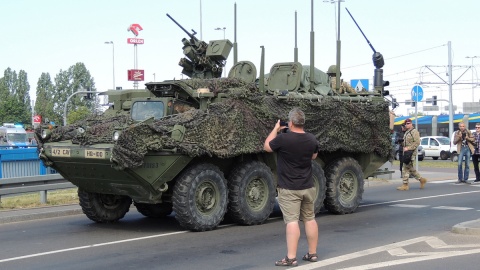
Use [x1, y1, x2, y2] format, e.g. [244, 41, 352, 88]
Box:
[411, 85, 424, 102]
[350, 79, 369, 91]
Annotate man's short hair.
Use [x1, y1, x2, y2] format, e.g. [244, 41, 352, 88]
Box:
[288, 108, 306, 127]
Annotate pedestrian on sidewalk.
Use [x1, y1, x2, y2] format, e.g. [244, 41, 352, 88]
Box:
[395, 124, 406, 177]
[453, 121, 475, 184]
[471, 123, 480, 184]
[397, 118, 427, 191]
[264, 108, 319, 267]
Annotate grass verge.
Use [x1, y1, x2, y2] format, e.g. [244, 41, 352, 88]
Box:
[0, 188, 78, 210]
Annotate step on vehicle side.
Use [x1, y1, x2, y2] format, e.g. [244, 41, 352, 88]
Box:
[37, 7, 392, 231]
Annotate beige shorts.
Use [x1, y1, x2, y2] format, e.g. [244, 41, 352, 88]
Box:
[277, 187, 316, 224]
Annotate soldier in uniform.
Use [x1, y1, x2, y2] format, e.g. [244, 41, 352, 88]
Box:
[327, 65, 356, 94]
[397, 118, 427, 191]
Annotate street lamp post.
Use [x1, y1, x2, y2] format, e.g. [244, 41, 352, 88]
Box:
[104, 41, 115, 90]
[214, 27, 226, 77]
[466, 56, 479, 101]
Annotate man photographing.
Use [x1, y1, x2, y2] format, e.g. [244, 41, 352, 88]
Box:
[264, 108, 319, 267]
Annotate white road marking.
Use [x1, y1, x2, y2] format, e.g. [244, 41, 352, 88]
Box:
[0, 230, 188, 263]
[292, 237, 432, 270]
[360, 190, 480, 207]
[292, 236, 480, 270]
[432, 206, 474, 211]
[390, 204, 429, 208]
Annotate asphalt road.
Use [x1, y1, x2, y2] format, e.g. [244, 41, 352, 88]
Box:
[1, 177, 480, 270]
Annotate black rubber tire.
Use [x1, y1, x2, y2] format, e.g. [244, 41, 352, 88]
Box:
[227, 161, 276, 225]
[172, 163, 228, 231]
[312, 161, 327, 214]
[324, 157, 364, 215]
[440, 151, 449, 160]
[433, 157, 439, 160]
[134, 202, 173, 218]
[418, 156, 424, 161]
[78, 189, 132, 223]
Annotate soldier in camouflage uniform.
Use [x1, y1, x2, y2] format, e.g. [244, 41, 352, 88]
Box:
[327, 65, 356, 94]
[397, 118, 427, 191]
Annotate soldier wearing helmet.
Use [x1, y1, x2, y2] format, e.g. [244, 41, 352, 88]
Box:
[327, 65, 355, 94]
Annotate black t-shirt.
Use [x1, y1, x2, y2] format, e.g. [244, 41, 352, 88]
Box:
[269, 131, 319, 190]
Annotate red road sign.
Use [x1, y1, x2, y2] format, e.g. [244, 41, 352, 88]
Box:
[128, 69, 144, 81]
[33, 115, 41, 123]
[127, 38, 144, 44]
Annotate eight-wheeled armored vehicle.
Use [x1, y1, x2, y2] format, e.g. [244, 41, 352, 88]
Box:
[37, 11, 392, 232]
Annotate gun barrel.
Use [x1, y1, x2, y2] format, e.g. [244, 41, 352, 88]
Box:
[166, 13, 198, 42]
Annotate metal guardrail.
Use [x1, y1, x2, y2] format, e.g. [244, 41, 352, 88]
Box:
[0, 174, 75, 204]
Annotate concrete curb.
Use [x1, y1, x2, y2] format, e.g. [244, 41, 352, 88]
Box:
[452, 219, 480, 235]
[0, 205, 82, 225]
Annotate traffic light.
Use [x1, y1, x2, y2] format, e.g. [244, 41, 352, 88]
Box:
[411, 101, 416, 107]
[432, 95, 437, 105]
[392, 98, 397, 109]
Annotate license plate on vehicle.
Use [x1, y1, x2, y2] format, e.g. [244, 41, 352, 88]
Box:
[51, 148, 71, 157]
[85, 149, 106, 159]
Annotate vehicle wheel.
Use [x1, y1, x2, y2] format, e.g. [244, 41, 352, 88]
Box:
[440, 151, 449, 160]
[324, 157, 364, 214]
[78, 189, 132, 223]
[134, 202, 173, 218]
[172, 163, 228, 231]
[312, 161, 327, 214]
[432, 157, 439, 160]
[418, 156, 424, 161]
[451, 153, 458, 162]
[227, 161, 275, 225]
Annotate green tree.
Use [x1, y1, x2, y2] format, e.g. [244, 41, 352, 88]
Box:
[0, 68, 32, 125]
[67, 106, 91, 124]
[34, 72, 56, 125]
[53, 63, 97, 125]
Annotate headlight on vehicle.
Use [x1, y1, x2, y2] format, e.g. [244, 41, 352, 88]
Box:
[113, 131, 121, 141]
[41, 129, 51, 139]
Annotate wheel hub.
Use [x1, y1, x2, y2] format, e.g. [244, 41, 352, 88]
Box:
[247, 179, 266, 210]
[196, 182, 216, 213]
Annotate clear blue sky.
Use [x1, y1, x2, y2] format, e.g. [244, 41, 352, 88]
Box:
[1, 0, 479, 116]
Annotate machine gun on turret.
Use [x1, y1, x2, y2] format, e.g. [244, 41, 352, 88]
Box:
[166, 14, 233, 79]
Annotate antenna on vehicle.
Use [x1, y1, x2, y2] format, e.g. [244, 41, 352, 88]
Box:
[345, 8, 389, 96]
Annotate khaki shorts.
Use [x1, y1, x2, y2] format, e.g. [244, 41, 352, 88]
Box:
[277, 187, 316, 224]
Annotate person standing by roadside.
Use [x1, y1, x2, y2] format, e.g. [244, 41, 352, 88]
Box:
[264, 108, 319, 267]
[397, 118, 427, 191]
[453, 122, 475, 184]
[395, 124, 406, 177]
[472, 123, 480, 184]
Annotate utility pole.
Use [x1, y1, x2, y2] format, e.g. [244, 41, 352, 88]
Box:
[466, 56, 479, 101]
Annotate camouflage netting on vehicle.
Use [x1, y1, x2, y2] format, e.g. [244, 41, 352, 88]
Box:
[38, 78, 391, 170]
[113, 97, 390, 169]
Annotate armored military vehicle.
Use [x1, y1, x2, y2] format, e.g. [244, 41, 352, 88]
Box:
[37, 11, 392, 232]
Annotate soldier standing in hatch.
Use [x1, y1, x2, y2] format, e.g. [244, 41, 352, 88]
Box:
[327, 65, 356, 94]
[397, 118, 427, 191]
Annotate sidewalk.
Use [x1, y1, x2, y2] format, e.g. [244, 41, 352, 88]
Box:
[1, 165, 479, 235]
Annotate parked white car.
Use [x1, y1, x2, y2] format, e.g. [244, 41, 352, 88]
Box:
[420, 136, 451, 160]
